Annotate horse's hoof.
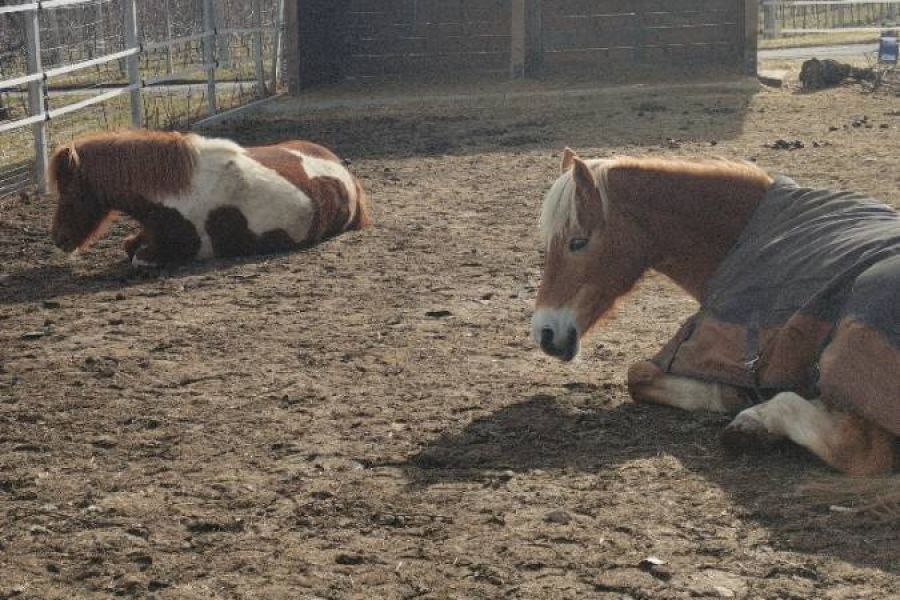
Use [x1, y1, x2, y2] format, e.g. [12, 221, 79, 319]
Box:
[123, 235, 144, 259]
[131, 251, 160, 269]
[721, 414, 782, 454]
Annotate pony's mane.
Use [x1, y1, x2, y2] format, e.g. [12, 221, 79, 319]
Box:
[49, 129, 200, 200]
[539, 156, 771, 243]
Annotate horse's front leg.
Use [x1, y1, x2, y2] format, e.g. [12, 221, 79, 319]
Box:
[128, 210, 202, 267]
[723, 393, 894, 475]
[627, 360, 748, 413]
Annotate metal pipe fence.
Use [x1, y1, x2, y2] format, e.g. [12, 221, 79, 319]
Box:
[761, 1, 899, 37]
[0, 0, 284, 198]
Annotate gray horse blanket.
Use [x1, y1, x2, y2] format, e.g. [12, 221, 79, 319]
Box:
[652, 176, 900, 434]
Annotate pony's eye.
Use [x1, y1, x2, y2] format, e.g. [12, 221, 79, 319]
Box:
[569, 238, 589, 253]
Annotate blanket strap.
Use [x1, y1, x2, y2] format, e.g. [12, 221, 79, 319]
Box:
[744, 313, 766, 404]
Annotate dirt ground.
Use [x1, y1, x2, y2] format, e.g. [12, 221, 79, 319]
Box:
[1, 72, 899, 599]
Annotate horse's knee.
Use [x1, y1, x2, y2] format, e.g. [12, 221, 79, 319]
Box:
[626, 360, 664, 400]
[628, 361, 745, 413]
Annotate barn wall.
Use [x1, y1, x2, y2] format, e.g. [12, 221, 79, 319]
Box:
[540, 0, 744, 69]
[344, 0, 513, 79]
[288, 0, 753, 90]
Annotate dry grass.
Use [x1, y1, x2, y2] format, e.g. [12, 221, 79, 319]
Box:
[798, 476, 900, 520]
[760, 31, 881, 49]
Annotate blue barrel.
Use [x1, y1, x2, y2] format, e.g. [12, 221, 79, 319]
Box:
[880, 31, 898, 64]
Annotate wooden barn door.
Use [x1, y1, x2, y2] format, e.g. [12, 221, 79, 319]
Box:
[296, 0, 352, 87]
[537, 0, 750, 72]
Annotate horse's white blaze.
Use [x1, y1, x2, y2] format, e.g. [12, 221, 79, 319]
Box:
[733, 392, 835, 455]
[157, 137, 321, 258]
[531, 307, 580, 347]
[656, 377, 734, 413]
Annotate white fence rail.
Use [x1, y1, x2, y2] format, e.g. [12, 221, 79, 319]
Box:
[762, 0, 900, 37]
[0, 0, 284, 197]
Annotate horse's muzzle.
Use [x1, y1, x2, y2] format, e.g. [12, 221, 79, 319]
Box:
[540, 326, 578, 362]
[51, 230, 78, 253]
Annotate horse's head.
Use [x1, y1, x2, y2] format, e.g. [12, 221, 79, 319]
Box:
[48, 144, 114, 253]
[531, 149, 651, 361]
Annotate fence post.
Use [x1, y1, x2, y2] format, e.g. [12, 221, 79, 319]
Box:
[511, 0, 526, 78]
[511, 0, 542, 78]
[763, 0, 779, 39]
[165, 0, 174, 74]
[202, 0, 218, 116]
[744, 0, 759, 75]
[254, 0, 266, 97]
[95, 1, 106, 58]
[123, 0, 142, 127]
[526, 0, 543, 74]
[24, 6, 48, 194]
[272, 0, 286, 93]
[217, 4, 231, 70]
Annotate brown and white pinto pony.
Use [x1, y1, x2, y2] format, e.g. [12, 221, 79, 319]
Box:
[532, 149, 899, 479]
[49, 130, 370, 266]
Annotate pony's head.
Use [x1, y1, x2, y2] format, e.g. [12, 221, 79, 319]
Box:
[48, 144, 115, 253]
[531, 149, 652, 361]
[47, 130, 197, 253]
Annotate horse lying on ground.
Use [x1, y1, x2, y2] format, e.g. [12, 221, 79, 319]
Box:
[49, 130, 370, 266]
[532, 149, 898, 477]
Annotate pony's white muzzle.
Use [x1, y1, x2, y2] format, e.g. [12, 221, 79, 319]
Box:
[531, 308, 580, 362]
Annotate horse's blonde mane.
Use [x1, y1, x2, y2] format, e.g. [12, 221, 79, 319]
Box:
[539, 156, 771, 244]
[49, 129, 200, 199]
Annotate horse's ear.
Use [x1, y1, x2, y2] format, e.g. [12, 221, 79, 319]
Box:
[560, 147, 578, 173]
[572, 157, 595, 192]
[49, 145, 80, 189]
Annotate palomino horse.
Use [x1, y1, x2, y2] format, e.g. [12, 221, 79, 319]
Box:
[49, 130, 370, 266]
[532, 149, 899, 476]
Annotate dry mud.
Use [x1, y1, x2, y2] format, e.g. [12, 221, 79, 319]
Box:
[1, 81, 898, 599]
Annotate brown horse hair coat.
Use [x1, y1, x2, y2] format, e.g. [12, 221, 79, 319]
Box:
[49, 129, 198, 201]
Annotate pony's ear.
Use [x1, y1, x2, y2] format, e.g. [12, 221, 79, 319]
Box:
[572, 157, 606, 227]
[572, 157, 595, 192]
[49, 145, 80, 189]
[560, 147, 578, 173]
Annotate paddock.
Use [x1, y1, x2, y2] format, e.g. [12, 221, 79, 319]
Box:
[1, 81, 898, 597]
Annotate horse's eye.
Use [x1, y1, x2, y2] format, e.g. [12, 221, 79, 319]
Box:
[569, 238, 589, 253]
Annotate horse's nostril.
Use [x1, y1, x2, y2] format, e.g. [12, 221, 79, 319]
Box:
[540, 327, 555, 351]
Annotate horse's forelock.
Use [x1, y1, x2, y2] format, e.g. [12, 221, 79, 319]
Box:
[540, 159, 612, 245]
[540, 171, 578, 243]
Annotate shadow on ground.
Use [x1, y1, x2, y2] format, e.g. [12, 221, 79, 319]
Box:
[0, 248, 313, 306]
[405, 394, 897, 573]
[205, 78, 760, 162]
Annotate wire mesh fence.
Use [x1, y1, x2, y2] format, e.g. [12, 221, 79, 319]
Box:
[761, 1, 899, 36]
[0, 0, 284, 199]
